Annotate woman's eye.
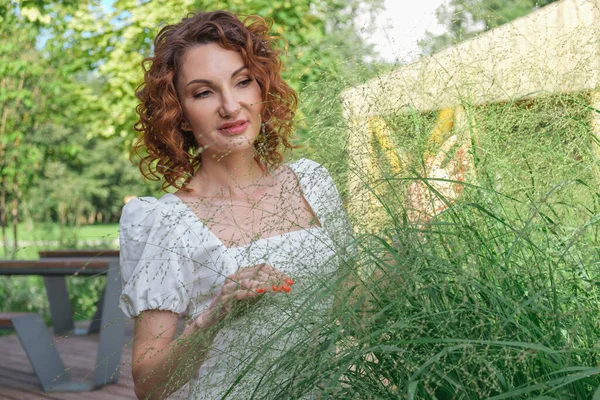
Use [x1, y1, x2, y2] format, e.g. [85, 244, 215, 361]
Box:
[193, 91, 211, 99]
[238, 78, 253, 87]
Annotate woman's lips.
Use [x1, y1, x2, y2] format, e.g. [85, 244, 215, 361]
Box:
[218, 120, 248, 135]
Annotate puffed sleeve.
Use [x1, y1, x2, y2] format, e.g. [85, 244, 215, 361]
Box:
[119, 196, 196, 318]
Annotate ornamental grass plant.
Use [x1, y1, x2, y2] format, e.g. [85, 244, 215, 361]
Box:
[211, 81, 600, 399]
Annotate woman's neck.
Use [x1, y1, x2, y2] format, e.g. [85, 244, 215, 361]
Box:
[185, 150, 272, 199]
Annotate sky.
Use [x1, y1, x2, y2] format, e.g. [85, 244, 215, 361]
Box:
[359, 0, 448, 63]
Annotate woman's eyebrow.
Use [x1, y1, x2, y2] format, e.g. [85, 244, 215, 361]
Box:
[185, 66, 248, 87]
[230, 65, 248, 78]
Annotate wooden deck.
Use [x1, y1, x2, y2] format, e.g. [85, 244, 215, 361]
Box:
[0, 319, 137, 400]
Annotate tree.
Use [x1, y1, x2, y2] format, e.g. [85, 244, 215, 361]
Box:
[0, 0, 384, 249]
[0, 0, 153, 253]
[419, 0, 558, 55]
[0, 4, 51, 255]
[66, 0, 383, 141]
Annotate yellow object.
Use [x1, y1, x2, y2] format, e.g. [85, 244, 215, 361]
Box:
[425, 108, 454, 158]
[368, 117, 403, 176]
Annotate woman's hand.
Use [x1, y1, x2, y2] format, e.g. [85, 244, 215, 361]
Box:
[195, 263, 293, 328]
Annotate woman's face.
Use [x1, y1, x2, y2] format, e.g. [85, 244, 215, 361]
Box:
[176, 42, 263, 157]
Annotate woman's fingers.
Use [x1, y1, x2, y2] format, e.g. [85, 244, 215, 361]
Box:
[210, 266, 296, 321]
[223, 278, 261, 294]
[233, 265, 272, 282]
[216, 264, 294, 309]
[221, 286, 262, 303]
[226, 264, 293, 291]
[222, 275, 293, 297]
[255, 264, 293, 284]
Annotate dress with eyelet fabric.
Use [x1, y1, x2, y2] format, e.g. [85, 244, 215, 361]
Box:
[119, 158, 354, 399]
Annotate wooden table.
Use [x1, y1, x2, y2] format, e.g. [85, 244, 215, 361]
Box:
[0, 257, 125, 392]
[38, 249, 120, 336]
[38, 249, 120, 259]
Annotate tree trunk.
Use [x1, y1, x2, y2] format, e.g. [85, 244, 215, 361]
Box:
[8, 75, 24, 257]
[11, 174, 19, 257]
[0, 78, 8, 257]
[0, 176, 6, 257]
[58, 202, 67, 247]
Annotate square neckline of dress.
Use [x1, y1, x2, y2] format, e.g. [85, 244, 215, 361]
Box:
[164, 158, 324, 250]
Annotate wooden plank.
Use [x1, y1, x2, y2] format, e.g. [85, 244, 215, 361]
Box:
[0, 368, 66, 399]
[0, 321, 136, 399]
[0, 360, 135, 399]
[0, 361, 136, 399]
[0, 258, 111, 268]
[0, 367, 135, 400]
[0, 312, 34, 329]
[0, 378, 65, 400]
[0, 258, 110, 276]
[39, 250, 119, 259]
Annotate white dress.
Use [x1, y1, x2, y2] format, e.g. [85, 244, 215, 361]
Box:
[119, 158, 354, 399]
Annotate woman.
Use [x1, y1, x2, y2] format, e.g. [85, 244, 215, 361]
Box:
[119, 10, 353, 399]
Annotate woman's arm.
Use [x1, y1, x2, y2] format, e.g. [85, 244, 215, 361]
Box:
[132, 309, 218, 400]
[131, 263, 292, 400]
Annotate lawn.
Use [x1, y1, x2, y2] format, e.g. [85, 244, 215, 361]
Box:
[1, 222, 120, 260]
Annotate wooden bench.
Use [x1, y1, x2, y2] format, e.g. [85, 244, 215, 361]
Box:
[39, 249, 119, 259]
[0, 312, 34, 329]
[0, 258, 113, 275]
[38, 250, 120, 335]
[0, 258, 125, 392]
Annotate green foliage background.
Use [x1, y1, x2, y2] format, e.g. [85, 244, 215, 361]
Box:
[0, 0, 384, 237]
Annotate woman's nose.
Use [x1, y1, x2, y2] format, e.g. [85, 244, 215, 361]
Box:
[219, 90, 241, 118]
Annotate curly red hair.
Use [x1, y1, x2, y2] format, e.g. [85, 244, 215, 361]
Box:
[133, 11, 299, 191]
